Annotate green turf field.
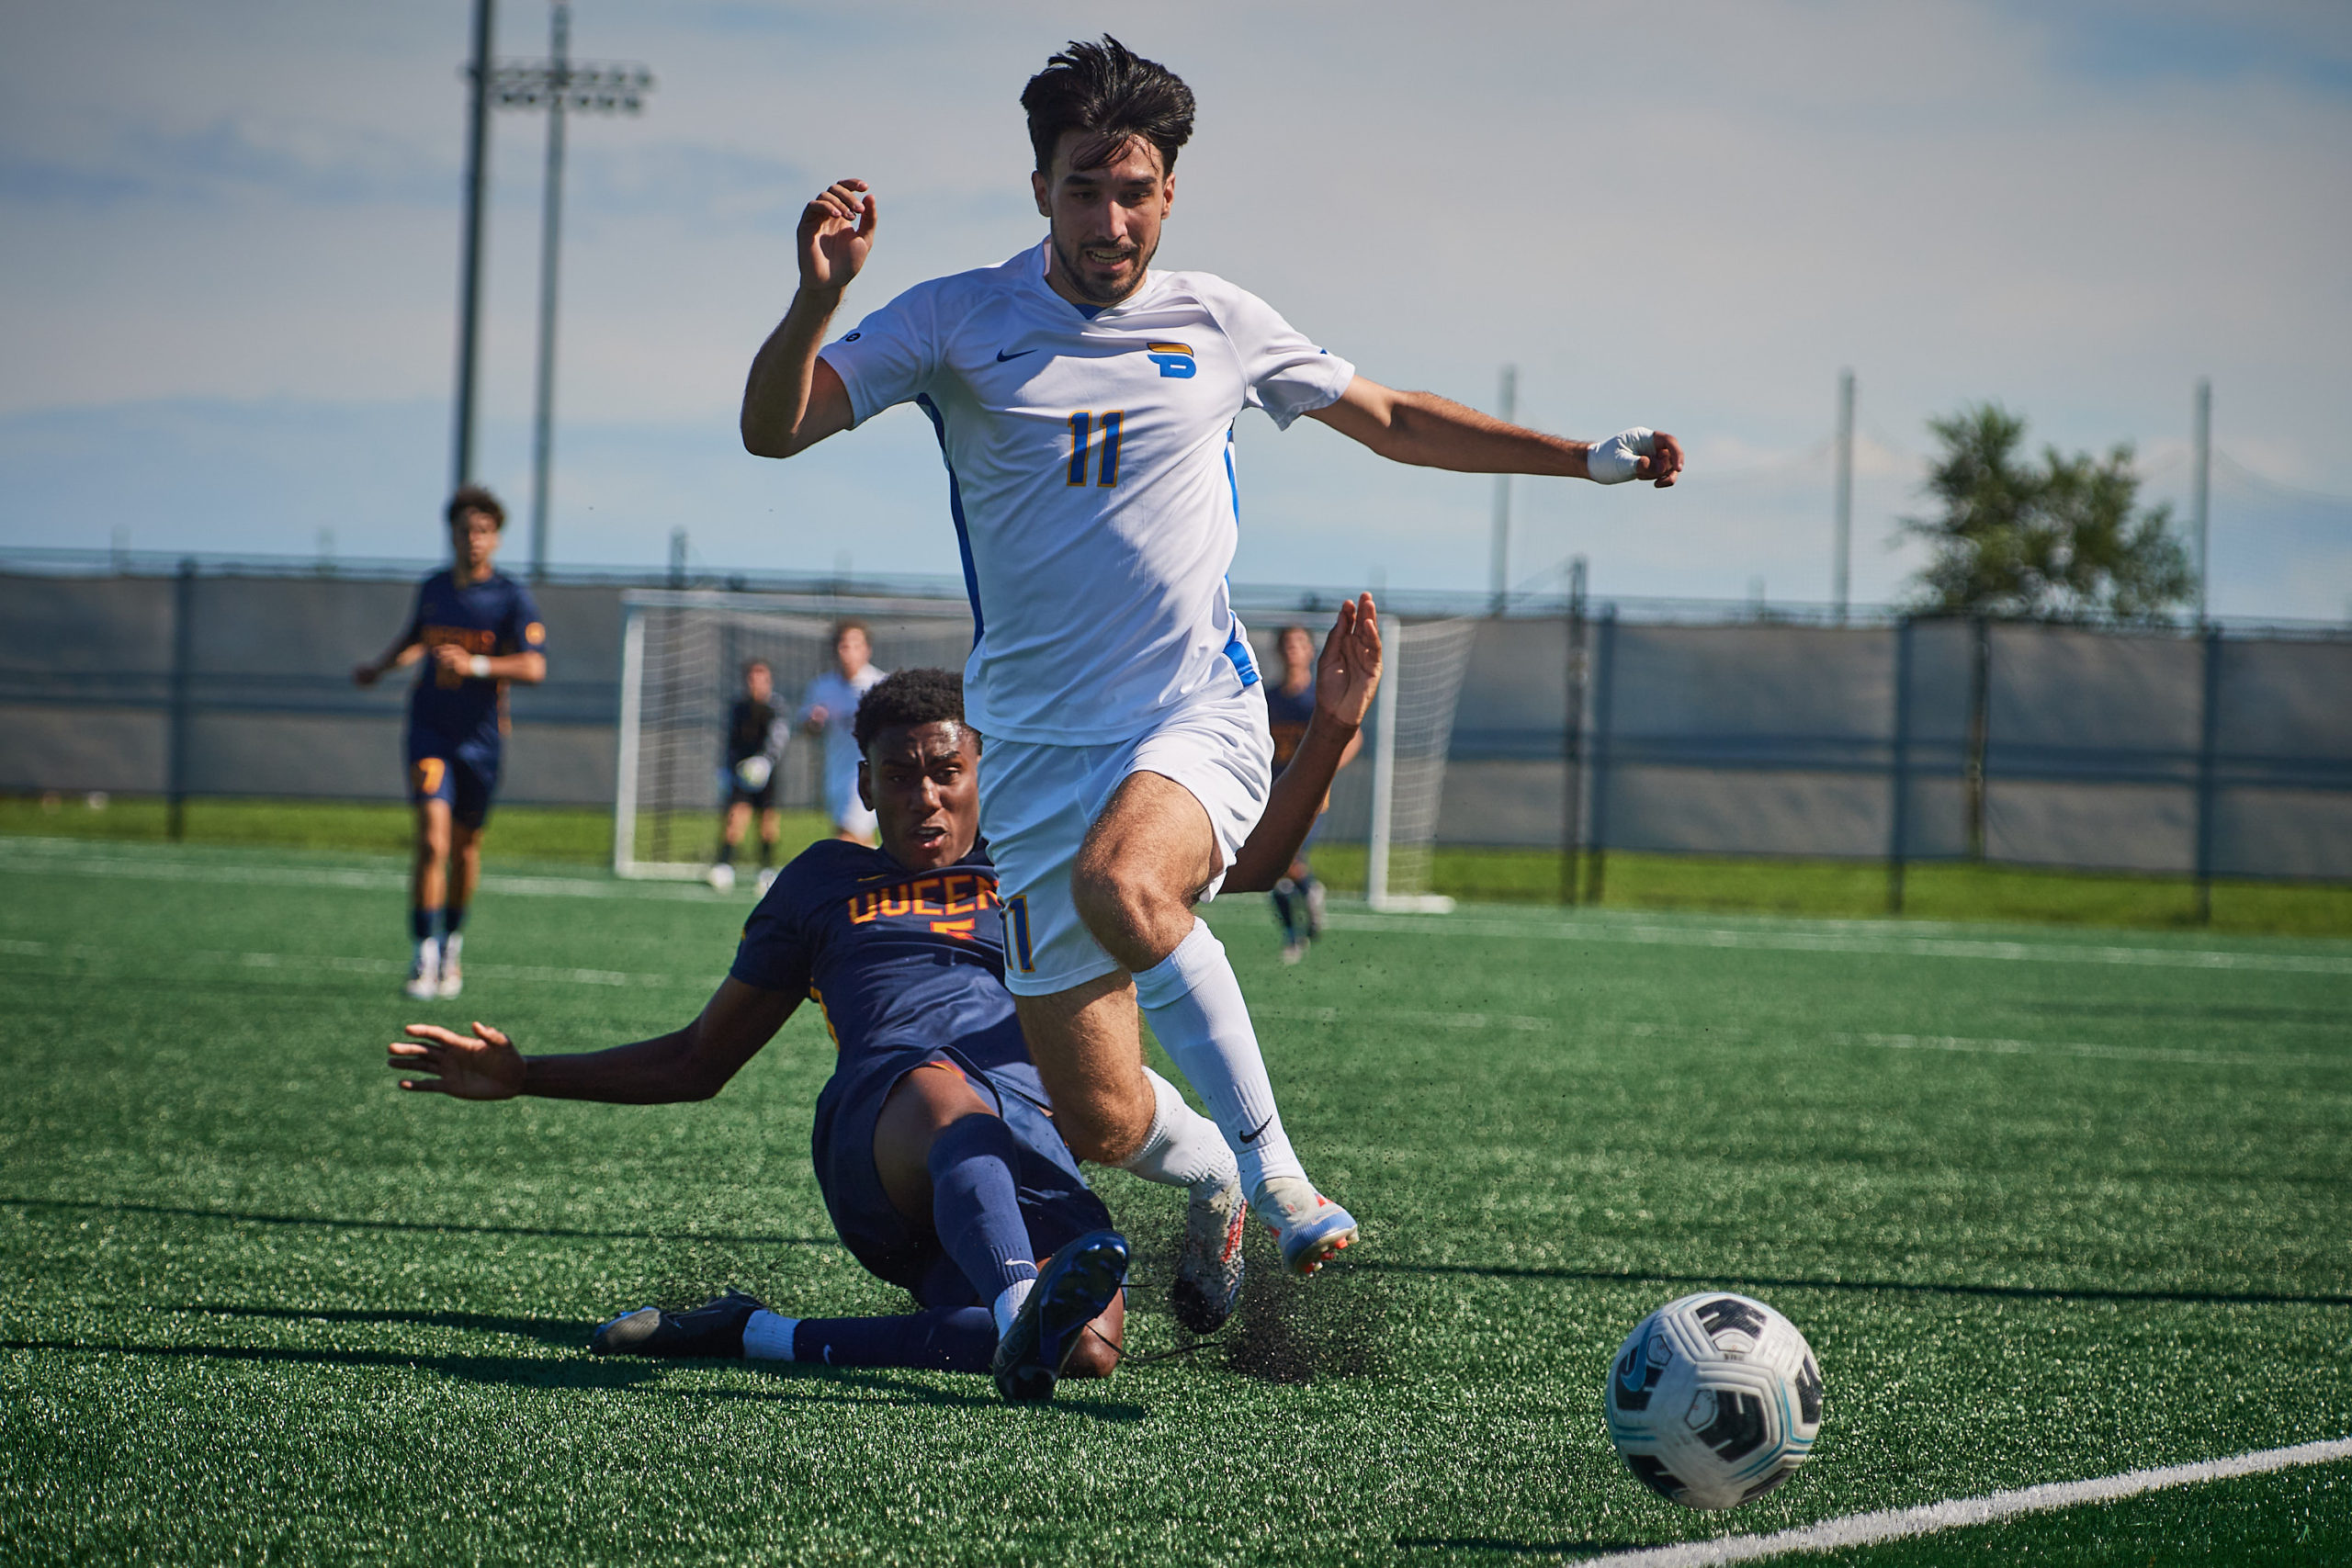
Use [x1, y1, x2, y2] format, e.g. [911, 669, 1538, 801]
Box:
[10, 793, 2348, 937]
[3, 834, 2347, 1564]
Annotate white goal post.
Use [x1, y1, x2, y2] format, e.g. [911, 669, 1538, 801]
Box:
[612, 590, 975, 878]
[1363, 616, 1478, 914]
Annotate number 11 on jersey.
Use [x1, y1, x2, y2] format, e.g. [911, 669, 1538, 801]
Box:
[1066, 411, 1124, 488]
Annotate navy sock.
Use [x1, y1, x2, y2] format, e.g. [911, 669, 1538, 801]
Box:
[410, 907, 440, 943]
[716, 840, 735, 866]
[926, 1113, 1041, 1303]
[442, 905, 467, 938]
[790, 1306, 993, 1373]
[1271, 881, 1298, 939]
[757, 838, 774, 869]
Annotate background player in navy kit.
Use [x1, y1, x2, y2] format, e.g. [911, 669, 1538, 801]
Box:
[354, 486, 548, 1000]
[1263, 624, 1360, 964]
[382, 604, 1379, 1404]
[709, 659, 788, 894]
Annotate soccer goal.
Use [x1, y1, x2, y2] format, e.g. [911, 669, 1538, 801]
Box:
[612, 591, 975, 878]
[1363, 616, 1478, 914]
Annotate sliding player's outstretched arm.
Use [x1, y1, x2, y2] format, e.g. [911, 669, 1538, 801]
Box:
[1227, 593, 1383, 894]
[741, 179, 875, 458]
[1306, 377, 1685, 488]
[386, 979, 795, 1104]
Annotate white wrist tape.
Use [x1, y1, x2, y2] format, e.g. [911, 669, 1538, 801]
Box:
[469, 654, 492, 679]
[1587, 427, 1657, 485]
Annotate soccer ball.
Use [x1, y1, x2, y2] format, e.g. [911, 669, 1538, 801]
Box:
[1603, 1292, 1823, 1510]
[734, 754, 774, 791]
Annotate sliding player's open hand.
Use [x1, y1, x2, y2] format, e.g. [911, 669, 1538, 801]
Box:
[1314, 592, 1382, 728]
[389, 1021, 525, 1100]
[799, 178, 876, 294]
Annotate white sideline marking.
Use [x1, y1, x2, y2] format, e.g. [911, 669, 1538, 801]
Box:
[1321, 910, 2352, 976]
[5, 941, 2336, 1066]
[1250, 1008, 2339, 1067]
[1579, 1437, 2352, 1566]
[0, 840, 717, 903]
[0, 938, 703, 990]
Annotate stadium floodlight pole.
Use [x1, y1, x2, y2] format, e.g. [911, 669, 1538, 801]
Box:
[526, 0, 571, 584]
[1833, 367, 1854, 626]
[1488, 365, 1517, 616]
[2192, 377, 2211, 626]
[449, 0, 496, 492]
[487, 6, 654, 581]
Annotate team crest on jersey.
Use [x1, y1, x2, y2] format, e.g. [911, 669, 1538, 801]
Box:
[1145, 342, 1196, 378]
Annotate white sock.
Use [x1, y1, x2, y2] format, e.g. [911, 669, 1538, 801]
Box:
[440, 932, 463, 965]
[414, 939, 437, 971]
[741, 1308, 798, 1361]
[991, 1278, 1035, 1342]
[1117, 1067, 1241, 1196]
[1132, 919, 1307, 1195]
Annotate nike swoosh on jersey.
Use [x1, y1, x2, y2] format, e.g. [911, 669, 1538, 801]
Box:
[994, 346, 1038, 362]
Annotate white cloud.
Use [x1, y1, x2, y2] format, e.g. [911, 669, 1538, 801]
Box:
[0, 0, 2345, 617]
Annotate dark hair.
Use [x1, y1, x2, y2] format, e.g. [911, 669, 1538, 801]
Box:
[1278, 625, 1311, 643]
[446, 484, 505, 529]
[831, 618, 869, 644]
[854, 667, 967, 752]
[742, 658, 770, 677]
[1021, 36, 1194, 177]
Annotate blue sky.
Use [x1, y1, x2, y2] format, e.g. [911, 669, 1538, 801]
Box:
[2, 0, 2346, 616]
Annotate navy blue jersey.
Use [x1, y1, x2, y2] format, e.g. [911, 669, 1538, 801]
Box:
[1264, 679, 1317, 772]
[729, 838, 1031, 1081]
[402, 569, 548, 751]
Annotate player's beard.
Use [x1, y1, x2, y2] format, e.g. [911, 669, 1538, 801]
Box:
[1050, 229, 1156, 307]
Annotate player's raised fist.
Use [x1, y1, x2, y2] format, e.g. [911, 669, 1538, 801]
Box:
[389, 1021, 526, 1100]
[798, 178, 876, 294]
[1636, 430, 1685, 488]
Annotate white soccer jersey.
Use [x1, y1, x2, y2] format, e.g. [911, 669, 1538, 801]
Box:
[820, 242, 1356, 746]
[803, 664, 887, 814]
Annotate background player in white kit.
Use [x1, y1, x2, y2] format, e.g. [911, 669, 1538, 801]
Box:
[740, 37, 1684, 1277]
[802, 619, 886, 844]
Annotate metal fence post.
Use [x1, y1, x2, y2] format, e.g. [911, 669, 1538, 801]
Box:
[1560, 558, 1588, 906]
[166, 558, 198, 841]
[1964, 615, 1991, 860]
[1887, 617, 1914, 915]
[2194, 625, 2222, 924]
[1585, 604, 1618, 906]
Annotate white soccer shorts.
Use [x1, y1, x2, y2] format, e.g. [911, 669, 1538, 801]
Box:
[982, 687, 1273, 997]
[825, 769, 879, 840]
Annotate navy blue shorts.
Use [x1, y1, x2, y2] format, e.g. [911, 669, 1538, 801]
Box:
[810, 1047, 1114, 1311]
[407, 734, 499, 829]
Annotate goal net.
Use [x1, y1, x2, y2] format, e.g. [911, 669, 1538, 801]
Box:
[613, 591, 974, 878]
[1365, 616, 1479, 913]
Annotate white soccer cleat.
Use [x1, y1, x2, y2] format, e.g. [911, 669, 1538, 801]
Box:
[1170, 1178, 1247, 1332]
[755, 867, 778, 897]
[1252, 1176, 1359, 1278]
[402, 945, 439, 1001]
[707, 862, 736, 892]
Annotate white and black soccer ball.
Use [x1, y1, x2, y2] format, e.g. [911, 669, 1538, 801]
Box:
[1604, 1292, 1823, 1510]
[734, 754, 774, 791]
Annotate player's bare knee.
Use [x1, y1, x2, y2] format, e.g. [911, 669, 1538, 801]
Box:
[1071, 852, 1187, 965]
[1063, 1330, 1120, 1380]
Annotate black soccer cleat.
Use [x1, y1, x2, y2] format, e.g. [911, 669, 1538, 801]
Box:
[591, 1290, 763, 1359]
[989, 1230, 1129, 1404]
